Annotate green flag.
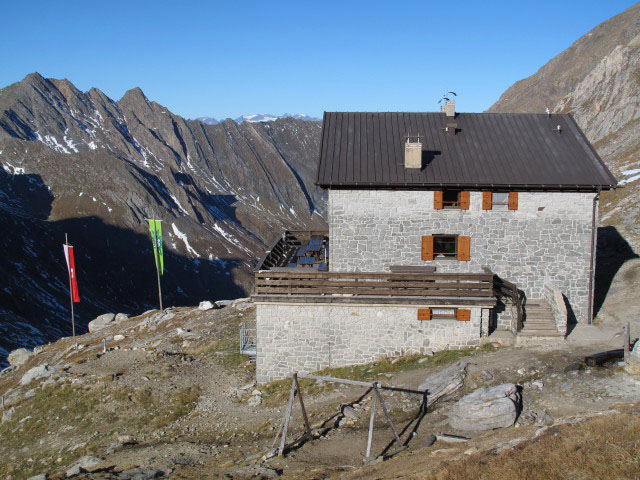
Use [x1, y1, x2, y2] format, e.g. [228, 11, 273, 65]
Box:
[148, 219, 164, 275]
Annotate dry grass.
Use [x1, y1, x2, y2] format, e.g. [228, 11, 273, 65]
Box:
[261, 348, 477, 407]
[423, 412, 640, 480]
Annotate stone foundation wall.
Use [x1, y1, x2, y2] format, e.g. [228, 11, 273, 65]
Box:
[329, 190, 596, 323]
[256, 303, 490, 383]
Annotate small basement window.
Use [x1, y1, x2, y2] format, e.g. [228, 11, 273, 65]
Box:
[431, 307, 456, 319]
[433, 235, 457, 258]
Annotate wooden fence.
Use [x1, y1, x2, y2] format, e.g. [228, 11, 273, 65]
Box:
[254, 271, 494, 298]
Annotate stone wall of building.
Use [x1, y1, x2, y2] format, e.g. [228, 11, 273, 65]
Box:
[329, 190, 596, 323]
[256, 303, 488, 382]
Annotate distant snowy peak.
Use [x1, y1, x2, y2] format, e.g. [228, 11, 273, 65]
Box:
[235, 114, 279, 123]
[235, 113, 321, 123]
[194, 117, 219, 125]
[283, 113, 322, 122]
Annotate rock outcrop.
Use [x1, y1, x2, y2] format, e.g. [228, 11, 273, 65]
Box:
[447, 383, 521, 431]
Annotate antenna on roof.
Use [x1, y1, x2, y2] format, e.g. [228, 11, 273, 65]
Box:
[438, 91, 457, 105]
[545, 107, 551, 118]
[553, 124, 562, 135]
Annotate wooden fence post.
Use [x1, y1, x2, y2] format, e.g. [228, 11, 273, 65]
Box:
[278, 374, 298, 456]
[365, 388, 377, 459]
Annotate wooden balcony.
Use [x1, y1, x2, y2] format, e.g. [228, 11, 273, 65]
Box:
[253, 271, 496, 306]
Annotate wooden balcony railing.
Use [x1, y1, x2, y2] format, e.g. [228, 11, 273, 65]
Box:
[254, 271, 494, 298]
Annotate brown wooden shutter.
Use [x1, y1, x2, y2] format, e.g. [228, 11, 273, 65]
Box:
[482, 192, 493, 210]
[417, 308, 432, 321]
[508, 192, 518, 210]
[433, 191, 443, 210]
[421, 236, 434, 261]
[456, 309, 471, 321]
[457, 236, 471, 261]
[459, 191, 470, 210]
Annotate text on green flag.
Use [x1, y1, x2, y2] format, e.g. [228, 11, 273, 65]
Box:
[148, 219, 164, 275]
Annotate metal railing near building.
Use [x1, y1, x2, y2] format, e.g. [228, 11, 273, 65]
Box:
[240, 322, 257, 360]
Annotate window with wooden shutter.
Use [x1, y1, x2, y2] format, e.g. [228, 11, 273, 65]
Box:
[459, 191, 470, 210]
[456, 309, 471, 321]
[421, 236, 434, 261]
[482, 192, 492, 210]
[431, 308, 456, 319]
[508, 192, 518, 210]
[483, 191, 518, 210]
[457, 236, 471, 261]
[417, 308, 432, 321]
[433, 191, 443, 210]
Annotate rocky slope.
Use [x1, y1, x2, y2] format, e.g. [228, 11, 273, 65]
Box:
[489, 3, 640, 247]
[0, 73, 326, 361]
[0, 300, 638, 479]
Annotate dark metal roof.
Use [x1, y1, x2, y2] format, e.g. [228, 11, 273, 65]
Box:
[315, 112, 617, 190]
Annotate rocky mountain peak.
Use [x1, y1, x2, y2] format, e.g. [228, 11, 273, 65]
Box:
[0, 74, 326, 360]
[119, 86, 149, 105]
[489, 2, 640, 114]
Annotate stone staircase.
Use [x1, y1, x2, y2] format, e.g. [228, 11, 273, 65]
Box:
[519, 299, 564, 340]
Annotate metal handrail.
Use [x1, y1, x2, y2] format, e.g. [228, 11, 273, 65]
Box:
[240, 322, 257, 354]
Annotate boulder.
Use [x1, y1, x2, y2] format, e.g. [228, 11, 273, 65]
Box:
[198, 300, 214, 311]
[117, 467, 164, 479]
[2, 407, 15, 423]
[447, 383, 520, 432]
[418, 360, 469, 407]
[630, 341, 640, 361]
[341, 405, 359, 420]
[115, 313, 129, 322]
[231, 465, 281, 479]
[26, 475, 48, 480]
[232, 297, 253, 311]
[248, 395, 262, 407]
[20, 364, 56, 386]
[65, 455, 102, 477]
[88, 313, 115, 333]
[215, 300, 233, 308]
[8, 348, 33, 367]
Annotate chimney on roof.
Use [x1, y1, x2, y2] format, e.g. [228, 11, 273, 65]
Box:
[443, 99, 455, 118]
[404, 134, 422, 169]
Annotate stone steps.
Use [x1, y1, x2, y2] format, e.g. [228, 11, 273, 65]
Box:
[519, 299, 564, 339]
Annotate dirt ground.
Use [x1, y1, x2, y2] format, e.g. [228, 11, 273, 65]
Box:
[1, 294, 639, 480]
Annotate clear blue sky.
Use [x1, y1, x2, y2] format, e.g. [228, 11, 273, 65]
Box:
[1, 1, 636, 119]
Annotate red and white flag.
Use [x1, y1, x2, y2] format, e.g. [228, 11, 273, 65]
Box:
[63, 244, 80, 302]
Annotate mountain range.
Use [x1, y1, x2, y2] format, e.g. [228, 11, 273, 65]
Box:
[194, 113, 321, 126]
[0, 73, 326, 362]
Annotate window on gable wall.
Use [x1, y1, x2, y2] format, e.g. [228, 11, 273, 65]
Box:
[421, 235, 471, 261]
[434, 190, 470, 210]
[433, 235, 457, 257]
[482, 192, 518, 210]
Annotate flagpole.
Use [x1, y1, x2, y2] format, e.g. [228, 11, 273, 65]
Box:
[65, 233, 76, 348]
[153, 214, 163, 311]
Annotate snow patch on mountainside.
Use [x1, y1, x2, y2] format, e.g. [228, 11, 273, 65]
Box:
[171, 223, 198, 256]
